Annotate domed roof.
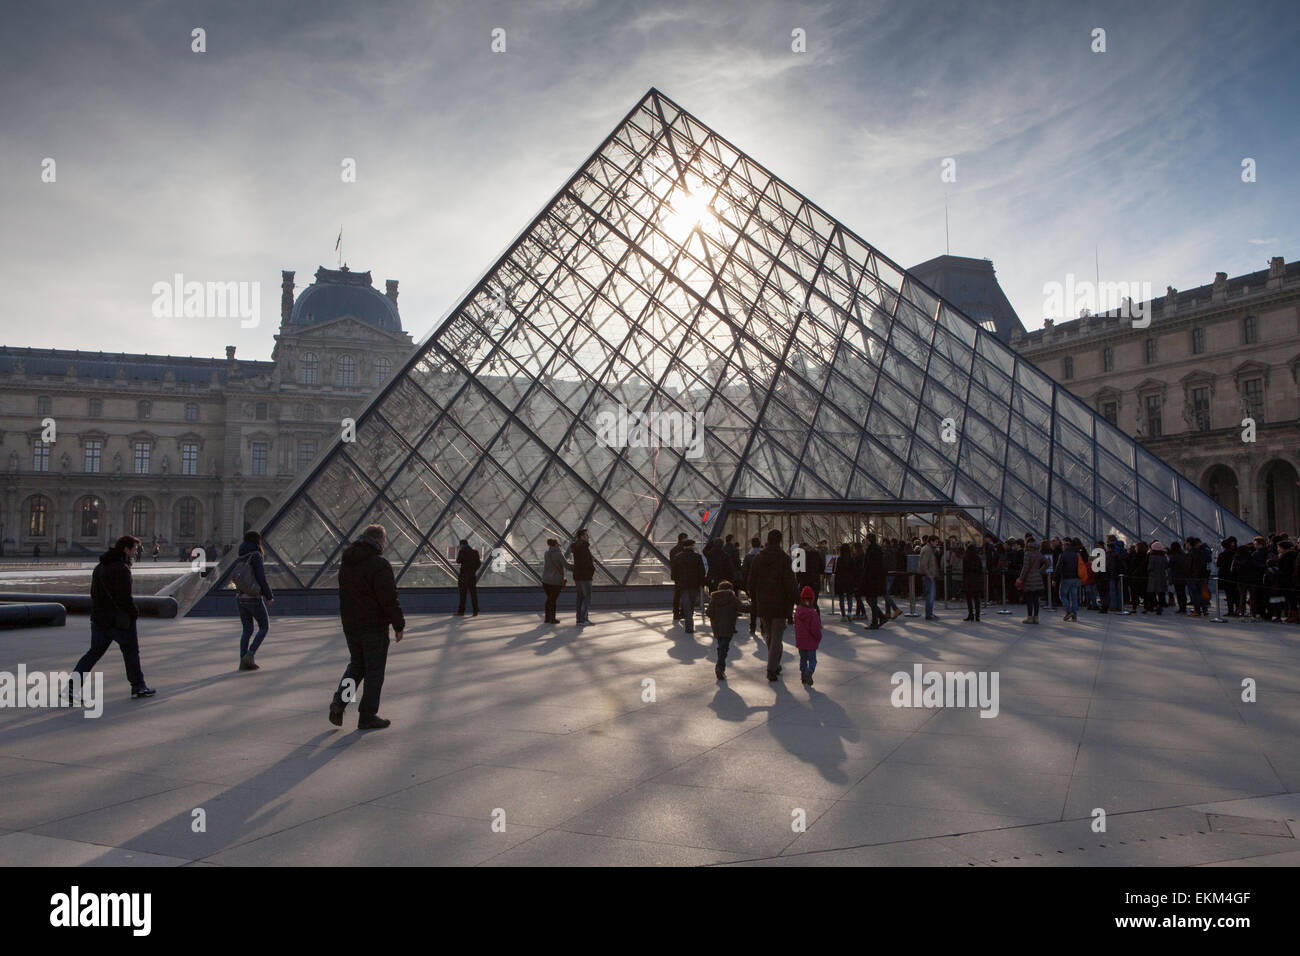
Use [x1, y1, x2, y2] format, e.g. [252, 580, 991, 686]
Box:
[288, 266, 402, 333]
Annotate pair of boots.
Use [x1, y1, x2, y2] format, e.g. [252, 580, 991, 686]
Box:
[800, 670, 814, 686]
[239, 653, 259, 671]
[1021, 614, 1039, 624]
[715, 640, 731, 680]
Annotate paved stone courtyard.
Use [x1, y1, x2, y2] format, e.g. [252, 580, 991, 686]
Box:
[1, 601, 1298, 866]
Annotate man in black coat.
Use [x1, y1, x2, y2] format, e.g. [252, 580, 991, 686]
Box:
[669, 533, 689, 620]
[330, 524, 406, 730]
[670, 539, 707, 633]
[455, 538, 481, 616]
[861, 533, 887, 629]
[567, 529, 596, 625]
[70, 535, 154, 699]
[749, 529, 800, 681]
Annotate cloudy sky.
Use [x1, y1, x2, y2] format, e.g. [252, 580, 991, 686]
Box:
[1, 0, 1297, 360]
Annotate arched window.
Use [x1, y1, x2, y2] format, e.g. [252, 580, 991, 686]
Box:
[175, 498, 200, 538]
[79, 496, 103, 537]
[300, 352, 319, 385]
[374, 357, 392, 385]
[185, 402, 199, 422]
[126, 496, 153, 537]
[339, 354, 357, 386]
[27, 495, 50, 537]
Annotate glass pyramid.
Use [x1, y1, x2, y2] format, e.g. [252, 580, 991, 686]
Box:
[234, 88, 1256, 593]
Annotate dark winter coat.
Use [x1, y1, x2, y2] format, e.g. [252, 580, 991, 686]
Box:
[90, 547, 137, 628]
[1018, 551, 1048, 592]
[456, 545, 481, 583]
[962, 547, 984, 586]
[862, 544, 886, 597]
[707, 588, 739, 639]
[568, 539, 595, 582]
[748, 542, 799, 620]
[1169, 550, 1190, 585]
[1146, 552, 1170, 592]
[670, 548, 706, 590]
[740, 546, 760, 593]
[833, 553, 856, 596]
[234, 540, 274, 600]
[1054, 545, 1080, 582]
[338, 539, 406, 634]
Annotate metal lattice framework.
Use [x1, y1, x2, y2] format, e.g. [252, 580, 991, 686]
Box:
[230, 88, 1256, 593]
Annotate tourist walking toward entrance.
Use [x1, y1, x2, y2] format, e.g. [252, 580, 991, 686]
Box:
[918, 535, 940, 620]
[670, 533, 689, 620]
[233, 530, 275, 670]
[749, 529, 799, 681]
[962, 543, 984, 621]
[330, 524, 405, 730]
[795, 586, 822, 686]
[670, 539, 706, 633]
[883, 539, 903, 619]
[567, 529, 595, 625]
[70, 535, 155, 699]
[833, 543, 855, 620]
[707, 580, 739, 679]
[862, 533, 887, 629]
[455, 539, 481, 616]
[541, 538, 565, 624]
[1018, 541, 1049, 624]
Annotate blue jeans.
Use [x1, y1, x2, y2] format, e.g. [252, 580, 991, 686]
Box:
[238, 596, 269, 657]
[1109, 579, 1121, 609]
[575, 580, 592, 622]
[75, 621, 145, 690]
[924, 577, 936, 617]
[1060, 578, 1079, 614]
[680, 586, 696, 631]
[884, 575, 900, 613]
[799, 648, 817, 675]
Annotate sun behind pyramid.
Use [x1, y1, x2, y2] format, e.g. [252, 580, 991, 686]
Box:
[203, 88, 1255, 603]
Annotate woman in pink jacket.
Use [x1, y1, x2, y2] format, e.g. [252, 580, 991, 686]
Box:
[794, 585, 823, 686]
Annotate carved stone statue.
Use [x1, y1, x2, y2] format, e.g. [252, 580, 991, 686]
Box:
[113, 452, 123, 474]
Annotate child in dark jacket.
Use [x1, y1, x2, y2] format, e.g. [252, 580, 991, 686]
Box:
[794, 585, 822, 686]
[706, 581, 740, 680]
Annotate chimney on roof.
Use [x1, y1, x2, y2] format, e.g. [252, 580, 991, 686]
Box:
[281, 271, 295, 324]
[1268, 256, 1285, 289]
[226, 346, 236, 361]
[1212, 271, 1228, 302]
[385, 279, 399, 308]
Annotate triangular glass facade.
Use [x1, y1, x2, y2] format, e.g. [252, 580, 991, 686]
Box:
[233, 88, 1255, 593]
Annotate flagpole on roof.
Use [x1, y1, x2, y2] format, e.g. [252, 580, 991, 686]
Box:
[336, 226, 343, 268]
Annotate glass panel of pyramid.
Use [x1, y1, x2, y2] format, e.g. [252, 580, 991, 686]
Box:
[220, 88, 1255, 593]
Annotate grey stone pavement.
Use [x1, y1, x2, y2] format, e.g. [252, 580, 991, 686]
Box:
[1, 599, 1297, 867]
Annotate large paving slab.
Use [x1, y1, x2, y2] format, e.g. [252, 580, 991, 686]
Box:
[0, 603, 1296, 865]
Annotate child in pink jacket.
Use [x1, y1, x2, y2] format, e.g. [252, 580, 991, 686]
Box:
[794, 585, 822, 686]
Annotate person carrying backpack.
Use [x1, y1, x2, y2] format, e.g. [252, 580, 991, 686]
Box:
[232, 530, 275, 670]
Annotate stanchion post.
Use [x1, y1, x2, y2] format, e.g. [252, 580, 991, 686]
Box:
[1119, 572, 1131, 615]
[904, 572, 920, 617]
[998, 570, 1013, 614]
[1209, 572, 1226, 623]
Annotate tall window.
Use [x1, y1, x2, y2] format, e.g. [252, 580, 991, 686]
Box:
[255, 402, 267, 421]
[88, 398, 103, 417]
[1145, 394, 1162, 437]
[33, 441, 51, 472]
[374, 357, 392, 385]
[1062, 356, 1074, 379]
[1102, 347, 1114, 372]
[138, 400, 152, 419]
[298, 440, 316, 471]
[339, 354, 356, 386]
[1144, 338, 1156, 364]
[181, 442, 199, 476]
[1243, 378, 1264, 421]
[176, 499, 198, 538]
[134, 441, 151, 474]
[1191, 327, 1205, 355]
[185, 402, 199, 422]
[28, 496, 48, 536]
[1102, 402, 1118, 425]
[250, 441, 268, 476]
[80, 497, 102, 537]
[1243, 315, 1258, 344]
[37, 395, 52, 415]
[1192, 387, 1210, 431]
[84, 439, 102, 473]
[300, 352, 318, 385]
[127, 497, 152, 537]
